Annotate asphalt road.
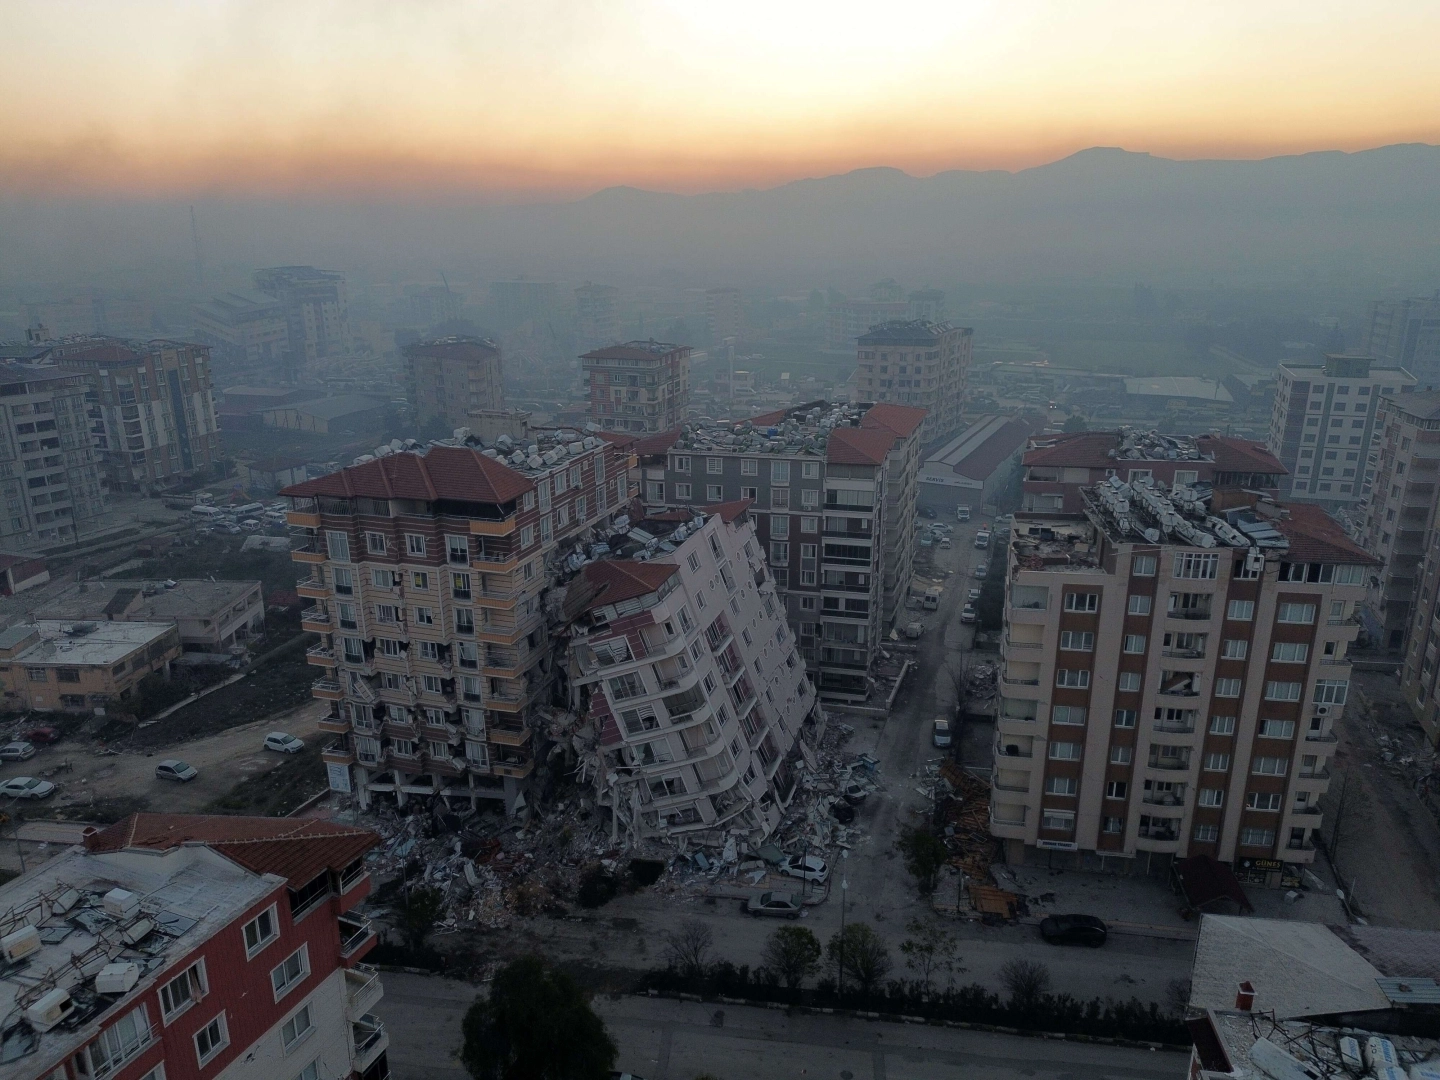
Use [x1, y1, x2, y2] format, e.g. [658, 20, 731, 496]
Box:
[374, 971, 1185, 1080]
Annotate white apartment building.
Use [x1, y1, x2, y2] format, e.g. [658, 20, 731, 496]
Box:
[994, 480, 1373, 886]
[568, 502, 818, 842]
[1268, 354, 1415, 509]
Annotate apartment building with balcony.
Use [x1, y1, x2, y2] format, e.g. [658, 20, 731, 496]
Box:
[253, 266, 351, 369]
[580, 340, 690, 434]
[638, 401, 926, 702]
[41, 337, 221, 493]
[566, 502, 818, 842]
[285, 430, 635, 812]
[1268, 354, 1415, 509]
[1355, 391, 1440, 649]
[403, 336, 506, 432]
[0, 812, 384, 1080]
[852, 321, 971, 443]
[993, 477, 1373, 886]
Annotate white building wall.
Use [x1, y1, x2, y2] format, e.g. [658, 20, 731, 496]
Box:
[213, 967, 357, 1080]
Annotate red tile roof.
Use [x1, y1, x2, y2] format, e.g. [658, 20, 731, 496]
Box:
[747, 407, 790, 427]
[581, 560, 679, 606]
[630, 428, 682, 456]
[593, 431, 637, 449]
[86, 814, 379, 888]
[826, 427, 898, 465]
[580, 340, 687, 361]
[1275, 504, 1380, 565]
[1022, 431, 1121, 469]
[1195, 434, 1287, 476]
[861, 403, 927, 439]
[701, 499, 753, 523]
[281, 445, 533, 504]
[947, 418, 1034, 481]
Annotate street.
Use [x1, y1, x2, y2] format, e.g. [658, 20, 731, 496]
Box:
[374, 971, 1184, 1080]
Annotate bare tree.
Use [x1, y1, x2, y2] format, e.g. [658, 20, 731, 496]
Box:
[899, 918, 960, 993]
[999, 959, 1051, 1010]
[664, 920, 715, 979]
[1165, 977, 1192, 1017]
[826, 923, 892, 998]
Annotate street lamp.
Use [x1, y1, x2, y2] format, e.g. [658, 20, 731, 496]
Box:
[837, 849, 849, 999]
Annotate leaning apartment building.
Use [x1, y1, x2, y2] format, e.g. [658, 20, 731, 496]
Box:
[636, 401, 925, 702]
[993, 475, 1372, 887]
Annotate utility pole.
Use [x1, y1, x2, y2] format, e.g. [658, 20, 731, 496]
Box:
[837, 849, 848, 998]
[189, 205, 205, 286]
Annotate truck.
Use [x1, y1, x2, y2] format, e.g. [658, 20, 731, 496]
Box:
[923, 586, 942, 610]
[955, 505, 971, 521]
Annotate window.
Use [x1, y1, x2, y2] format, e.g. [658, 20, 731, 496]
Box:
[1277, 602, 1316, 624]
[741, 458, 758, 476]
[325, 531, 351, 562]
[1127, 594, 1152, 615]
[1122, 634, 1146, 653]
[452, 572, 472, 599]
[1049, 741, 1081, 760]
[1046, 776, 1078, 796]
[243, 906, 278, 956]
[412, 571, 429, 589]
[1240, 827, 1275, 847]
[707, 457, 723, 474]
[687, 552, 701, 572]
[414, 606, 433, 626]
[405, 534, 426, 557]
[770, 542, 789, 564]
[1313, 679, 1348, 704]
[1217, 639, 1247, 661]
[1103, 816, 1125, 834]
[672, 455, 691, 473]
[1198, 788, 1224, 807]
[194, 1011, 229, 1065]
[1264, 680, 1302, 701]
[87, 1005, 154, 1076]
[1173, 552, 1219, 579]
[1132, 555, 1157, 576]
[1113, 708, 1136, 728]
[1055, 669, 1090, 688]
[281, 1004, 314, 1051]
[1209, 715, 1236, 735]
[1110, 745, 1133, 764]
[1260, 718, 1295, 739]
[1247, 791, 1282, 811]
[365, 531, 386, 555]
[1051, 705, 1086, 725]
[801, 516, 818, 533]
[333, 567, 354, 594]
[1194, 824, 1219, 842]
[1059, 630, 1094, 651]
[1204, 752, 1231, 771]
[706, 485, 723, 501]
[159, 960, 208, 1021]
[1064, 592, 1099, 612]
[1227, 599, 1255, 621]
[770, 514, 790, 539]
[1271, 642, 1308, 663]
[271, 945, 309, 1000]
[1118, 672, 1141, 692]
[1214, 678, 1242, 697]
[1252, 756, 1288, 776]
[771, 460, 790, 483]
[447, 535, 470, 565]
[675, 483, 692, 501]
[1105, 781, 1128, 799]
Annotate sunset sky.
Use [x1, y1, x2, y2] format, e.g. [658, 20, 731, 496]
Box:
[4, 0, 1437, 199]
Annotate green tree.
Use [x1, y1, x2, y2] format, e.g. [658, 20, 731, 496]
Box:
[897, 826, 949, 894]
[1062, 413, 1088, 432]
[397, 884, 447, 953]
[826, 923, 892, 997]
[762, 925, 822, 991]
[461, 955, 618, 1080]
[899, 918, 960, 993]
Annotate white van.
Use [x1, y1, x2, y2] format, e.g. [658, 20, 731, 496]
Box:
[190, 505, 222, 520]
[234, 502, 265, 517]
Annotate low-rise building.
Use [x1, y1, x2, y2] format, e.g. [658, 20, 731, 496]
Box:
[262, 395, 392, 435]
[0, 811, 383, 1080]
[191, 291, 290, 371]
[0, 553, 49, 595]
[566, 502, 818, 842]
[0, 620, 182, 712]
[919, 415, 1033, 514]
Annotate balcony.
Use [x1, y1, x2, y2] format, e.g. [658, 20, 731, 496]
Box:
[1137, 822, 1181, 843]
[291, 537, 327, 563]
[286, 510, 321, 528]
[318, 712, 350, 734]
[340, 914, 376, 959]
[492, 756, 535, 779]
[1004, 638, 1042, 650]
[1001, 674, 1041, 687]
[483, 650, 526, 678]
[352, 1014, 389, 1073]
[1166, 607, 1212, 621]
[312, 679, 344, 701]
[1147, 754, 1191, 771]
[344, 964, 384, 1018]
[306, 644, 337, 667]
[488, 723, 531, 747]
[468, 516, 517, 537]
[297, 579, 329, 600]
[301, 606, 331, 630]
[322, 740, 355, 766]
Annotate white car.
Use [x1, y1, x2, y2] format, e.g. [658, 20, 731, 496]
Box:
[264, 732, 305, 754]
[0, 777, 54, 800]
[0, 742, 36, 762]
[960, 604, 977, 624]
[973, 562, 988, 578]
[777, 853, 830, 884]
[155, 759, 198, 783]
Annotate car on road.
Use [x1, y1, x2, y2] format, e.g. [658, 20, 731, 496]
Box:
[743, 891, 804, 919]
[0, 742, 36, 762]
[960, 603, 977, 624]
[239, 518, 262, 532]
[263, 732, 306, 754]
[0, 777, 54, 800]
[973, 562, 988, 578]
[967, 588, 981, 602]
[155, 759, 198, 783]
[940, 536, 952, 549]
[1040, 913, 1108, 946]
[23, 726, 60, 744]
[777, 853, 830, 883]
[920, 505, 936, 519]
[974, 530, 991, 548]
[956, 505, 971, 521]
[933, 717, 952, 748]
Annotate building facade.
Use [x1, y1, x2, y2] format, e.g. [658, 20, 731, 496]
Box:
[853, 321, 971, 443]
[403, 336, 505, 432]
[0, 812, 384, 1080]
[567, 503, 818, 842]
[0, 620, 182, 713]
[253, 266, 351, 368]
[574, 283, 620, 352]
[580, 340, 690, 435]
[705, 288, 743, 342]
[285, 433, 634, 812]
[191, 292, 290, 374]
[825, 299, 909, 349]
[1364, 294, 1440, 389]
[46, 338, 221, 493]
[993, 484, 1371, 880]
[0, 362, 107, 549]
[1267, 354, 1415, 509]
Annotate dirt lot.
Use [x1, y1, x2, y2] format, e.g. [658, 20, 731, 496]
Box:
[1320, 671, 1440, 927]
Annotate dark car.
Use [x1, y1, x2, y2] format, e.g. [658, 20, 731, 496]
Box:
[920, 506, 936, 519]
[23, 726, 60, 744]
[1040, 914, 1108, 946]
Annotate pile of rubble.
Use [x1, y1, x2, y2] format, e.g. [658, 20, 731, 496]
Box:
[925, 760, 1022, 920]
[962, 662, 997, 708]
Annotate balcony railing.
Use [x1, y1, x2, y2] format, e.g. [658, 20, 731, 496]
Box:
[1167, 608, 1212, 621]
[352, 1014, 388, 1070]
[301, 606, 330, 625]
[1147, 755, 1191, 771]
[344, 964, 384, 1017]
[340, 914, 376, 957]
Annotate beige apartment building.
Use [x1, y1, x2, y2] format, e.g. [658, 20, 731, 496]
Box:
[994, 480, 1372, 886]
[0, 619, 181, 712]
[581, 340, 691, 435]
[853, 321, 971, 444]
[404, 335, 506, 432]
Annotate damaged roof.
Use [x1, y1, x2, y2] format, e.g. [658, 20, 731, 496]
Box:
[581, 560, 679, 607]
[701, 499, 753, 523]
[826, 426, 900, 466]
[1275, 503, 1380, 565]
[581, 340, 688, 361]
[860, 402, 928, 439]
[282, 443, 534, 504]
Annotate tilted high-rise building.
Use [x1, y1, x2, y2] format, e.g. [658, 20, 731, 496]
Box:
[1364, 294, 1440, 390]
[253, 266, 351, 368]
[403, 336, 505, 432]
[580, 340, 690, 434]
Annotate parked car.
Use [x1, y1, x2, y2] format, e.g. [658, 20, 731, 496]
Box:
[967, 588, 981, 602]
[239, 519, 262, 532]
[940, 536, 952, 549]
[920, 505, 936, 519]
[0, 777, 54, 800]
[974, 531, 991, 548]
[1040, 914, 1108, 947]
[0, 742, 36, 762]
[777, 853, 830, 883]
[933, 718, 953, 748]
[743, 891, 804, 919]
[264, 732, 305, 754]
[841, 781, 868, 804]
[903, 621, 923, 639]
[973, 562, 988, 578]
[155, 759, 198, 783]
[960, 604, 977, 624]
[23, 726, 60, 744]
[956, 505, 971, 521]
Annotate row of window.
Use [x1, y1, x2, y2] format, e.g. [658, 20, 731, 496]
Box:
[1054, 665, 1346, 702]
[1068, 813, 1300, 849]
[1066, 591, 1327, 624]
[671, 456, 821, 481]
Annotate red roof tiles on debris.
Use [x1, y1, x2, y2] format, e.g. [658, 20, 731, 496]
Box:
[1195, 434, 1287, 475]
[1021, 431, 1122, 469]
[581, 560, 679, 607]
[826, 426, 899, 466]
[86, 813, 379, 888]
[630, 428, 682, 456]
[747, 407, 791, 427]
[1275, 503, 1380, 565]
[701, 499, 753, 523]
[861, 403, 927, 438]
[280, 445, 533, 504]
